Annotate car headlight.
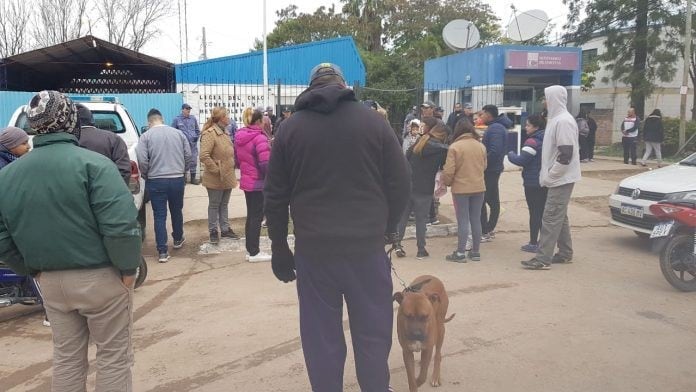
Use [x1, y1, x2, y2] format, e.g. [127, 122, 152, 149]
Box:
[665, 190, 696, 200]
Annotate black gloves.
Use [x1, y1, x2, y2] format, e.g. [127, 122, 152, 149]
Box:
[271, 242, 296, 283]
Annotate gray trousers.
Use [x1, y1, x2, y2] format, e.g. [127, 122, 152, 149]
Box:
[40, 267, 133, 392]
[206, 188, 232, 232]
[641, 141, 662, 163]
[397, 192, 432, 250]
[536, 183, 574, 263]
[453, 193, 485, 253]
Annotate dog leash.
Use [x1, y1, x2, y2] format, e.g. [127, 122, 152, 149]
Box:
[387, 244, 408, 290]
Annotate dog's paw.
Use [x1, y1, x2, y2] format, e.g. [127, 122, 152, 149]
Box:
[416, 376, 427, 387]
[431, 378, 441, 387]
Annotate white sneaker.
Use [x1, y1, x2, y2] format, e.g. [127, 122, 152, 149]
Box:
[466, 238, 473, 251]
[43, 319, 51, 327]
[248, 252, 272, 262]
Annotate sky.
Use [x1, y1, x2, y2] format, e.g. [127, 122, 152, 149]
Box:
[143, 0, 570, 64]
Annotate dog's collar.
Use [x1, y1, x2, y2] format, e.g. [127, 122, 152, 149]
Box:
[404, 279, 431, 293]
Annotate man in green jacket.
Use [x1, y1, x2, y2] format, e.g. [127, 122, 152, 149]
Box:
[0, 90, 142, 391]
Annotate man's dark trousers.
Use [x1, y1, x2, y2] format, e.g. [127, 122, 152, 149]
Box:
[480, 171, 501, 235]
[146, 177, 185, 253]
[295, 249, 393, 392]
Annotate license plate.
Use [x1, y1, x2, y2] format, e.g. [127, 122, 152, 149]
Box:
[620, 204, 644, 218]
[650, 221, 674, 238]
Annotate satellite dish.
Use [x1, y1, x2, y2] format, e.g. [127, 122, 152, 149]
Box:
[442, 20, 481, 51]
[506, 9, 549, 42]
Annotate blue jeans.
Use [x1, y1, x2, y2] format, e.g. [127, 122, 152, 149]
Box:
[146, 177, 185, 253]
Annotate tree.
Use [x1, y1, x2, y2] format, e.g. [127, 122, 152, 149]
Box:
[341, 0, 396, 52]
[95, 0, 172, 52]
[0, 0, 31, 57]
[253, 5, 354, 50]
[32, 0, 89, 47]
[563, 0, 682, 117]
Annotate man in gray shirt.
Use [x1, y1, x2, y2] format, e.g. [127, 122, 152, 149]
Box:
[136, 109, 192, 262]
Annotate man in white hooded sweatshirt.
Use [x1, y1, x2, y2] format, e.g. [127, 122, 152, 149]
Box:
[522, 85, 581, 270]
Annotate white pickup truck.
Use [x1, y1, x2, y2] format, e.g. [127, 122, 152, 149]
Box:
[7, 96, 148, 238]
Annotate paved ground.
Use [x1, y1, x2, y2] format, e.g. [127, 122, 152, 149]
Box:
[2, 159, 695, 392]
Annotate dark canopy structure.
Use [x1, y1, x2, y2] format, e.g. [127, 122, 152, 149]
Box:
[0, 35, 174, 93]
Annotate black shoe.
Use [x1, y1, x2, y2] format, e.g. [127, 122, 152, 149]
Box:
[209, 229, 219, 245]
[173, 236, 185, 249]
[220, 229, 239, 240]
[416, 248, 429, 260]
[445, 251, 467, 263]
[551, 253, 573, 264]
[158, 253, 170, 263]
[521, 258, 550, 270]
[395, 246, 406, 258]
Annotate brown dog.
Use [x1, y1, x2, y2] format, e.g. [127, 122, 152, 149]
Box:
[393, 275, 455, 392]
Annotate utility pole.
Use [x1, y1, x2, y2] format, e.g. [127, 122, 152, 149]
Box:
[680, 0, 692, 150]
[263, 0, 269, 109]
[200, 27, 207, 60]
[184, 0, 189, 62]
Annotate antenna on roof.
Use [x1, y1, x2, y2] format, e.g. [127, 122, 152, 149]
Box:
[506, 7, 549, 42]
[442, 20, 481, 51]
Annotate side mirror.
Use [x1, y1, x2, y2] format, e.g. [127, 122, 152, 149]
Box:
[140, 126, 149, 134]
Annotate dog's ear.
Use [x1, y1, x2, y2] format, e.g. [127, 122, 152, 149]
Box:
[393, 292, 404, 304]
[428, 293, 440, 304]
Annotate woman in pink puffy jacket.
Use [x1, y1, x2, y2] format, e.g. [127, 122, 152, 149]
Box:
[234, 107, 272, 262]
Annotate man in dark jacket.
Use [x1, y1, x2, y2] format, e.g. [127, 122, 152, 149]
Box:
[0, 91, 142, 391]
[264, 63, 410, 391]
[75, 104, 131, 183]
[480, 104, 512, 240]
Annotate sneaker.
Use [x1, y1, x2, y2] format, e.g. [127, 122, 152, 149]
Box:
[445, 251, 467, 263]
[158, 253, 170, 263]
[468, 251, 481, 261]
[395, 246, 406, 258]
[639, 161, 646, 167]
[43, 318, 51, 327]
[551, 253, 573, 264]
[521, 258, 550, 270]
[580, 159, 589, 163]
[521, 243, 539, 253]
[209, 229, 219, 245]
[430, 219, 440, 225]
[173, 236, 186, 249]
[248, 252, 272, 262]
[465, 237, 473, 251]
[220, 229, 239, 240]
[416, 249, 429, 260]
[480, 234, 493, 243]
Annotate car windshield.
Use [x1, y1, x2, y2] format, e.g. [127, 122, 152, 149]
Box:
[679, 153, 696, 166]
[92, 111, 126, 134]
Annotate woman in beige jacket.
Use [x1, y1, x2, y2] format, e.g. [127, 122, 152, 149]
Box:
[441, 120, 487, 262]
[200, 107, 239, 244]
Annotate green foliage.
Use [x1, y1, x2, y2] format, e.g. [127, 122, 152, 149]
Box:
[563, 0, 682, 117]
[581, 58, 600, 91]
[661, 117, 696, 156]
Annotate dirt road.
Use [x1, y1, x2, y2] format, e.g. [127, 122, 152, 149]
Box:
[1, 160, 694, 392]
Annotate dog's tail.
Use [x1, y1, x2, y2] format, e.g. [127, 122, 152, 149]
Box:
[444, 313, 455, 323]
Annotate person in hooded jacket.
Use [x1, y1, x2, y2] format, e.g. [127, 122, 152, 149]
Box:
[480, 105, 512, 241]
[508, 114, 547, 253]
[264, 63, 410, 392]
[395, 117, 449, 260]
[235, 107, 272, 262]
[0, 126, 30, 170]
[522, 85, 581, 270]
[640, 109, 664, 167]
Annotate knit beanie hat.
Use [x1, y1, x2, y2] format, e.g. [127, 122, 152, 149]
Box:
[27, 90, 78, 135]
[0, 126, 29, 149]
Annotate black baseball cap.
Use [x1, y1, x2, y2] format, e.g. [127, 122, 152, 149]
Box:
[309, 63, 345, 84]
[182, 103, 192, 110]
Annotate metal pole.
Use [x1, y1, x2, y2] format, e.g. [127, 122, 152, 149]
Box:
[680, 0, 692, 150]
[263, 0, 269, 109]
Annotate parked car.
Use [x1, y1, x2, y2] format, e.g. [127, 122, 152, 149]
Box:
[609, 153, 696, 236]
[7, 96, 148, 237]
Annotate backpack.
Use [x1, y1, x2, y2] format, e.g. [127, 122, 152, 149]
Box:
[577, 118, 590, 137]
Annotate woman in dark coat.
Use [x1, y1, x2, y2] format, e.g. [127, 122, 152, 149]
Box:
[640, 109, 664, 167]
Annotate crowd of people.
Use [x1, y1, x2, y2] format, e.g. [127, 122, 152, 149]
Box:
[0, 62, 664, 391]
